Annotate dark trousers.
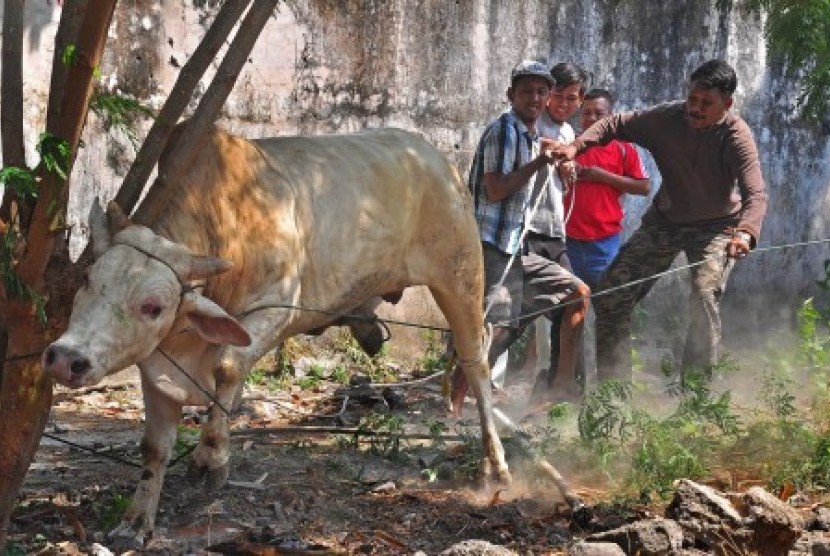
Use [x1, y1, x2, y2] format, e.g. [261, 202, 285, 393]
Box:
[487, 234, 575, 383]
[594, 223, 736, 382]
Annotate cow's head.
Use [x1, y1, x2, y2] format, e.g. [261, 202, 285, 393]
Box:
[42, 201, 251, 388]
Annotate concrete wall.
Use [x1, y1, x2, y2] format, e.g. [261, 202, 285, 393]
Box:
[2, 1, 829, 360]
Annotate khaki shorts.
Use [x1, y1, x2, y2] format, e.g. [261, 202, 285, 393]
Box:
[482, 243, 583, 327]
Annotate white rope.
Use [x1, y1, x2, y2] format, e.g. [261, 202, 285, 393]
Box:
[483, 160, 557, 319]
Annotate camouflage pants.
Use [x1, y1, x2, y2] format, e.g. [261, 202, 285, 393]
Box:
[594, 223, 736, 382]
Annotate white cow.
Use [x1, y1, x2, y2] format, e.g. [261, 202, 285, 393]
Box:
[42, 126, 509, 543]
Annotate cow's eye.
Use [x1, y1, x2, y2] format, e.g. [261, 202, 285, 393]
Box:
[140, 302, 163, 319]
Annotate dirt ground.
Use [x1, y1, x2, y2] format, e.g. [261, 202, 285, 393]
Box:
[8, 343, 628, 555]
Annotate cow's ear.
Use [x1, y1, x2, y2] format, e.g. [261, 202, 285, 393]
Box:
[185, 256, 233, 281]
[106, 201, 131, 232]
[183, 293, 252, 347]
[89, 198, 110, 259]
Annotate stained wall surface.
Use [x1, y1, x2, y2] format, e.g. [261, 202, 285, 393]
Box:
[3, 1, 829, 355]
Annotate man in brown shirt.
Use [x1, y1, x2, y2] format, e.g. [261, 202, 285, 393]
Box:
[552, 59, 768, 382]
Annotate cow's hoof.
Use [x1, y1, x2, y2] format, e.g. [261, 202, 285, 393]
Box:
[187, 459, 230, 491]
[108, 522, 147, 552]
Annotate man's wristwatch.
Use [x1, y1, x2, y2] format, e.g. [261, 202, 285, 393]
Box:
[735, 231, 752, 245]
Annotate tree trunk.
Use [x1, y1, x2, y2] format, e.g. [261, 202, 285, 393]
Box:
[0, 0, 280, 549]
[0, 2, 117, 548]
[1, 0, 25, 170]
[0, 0, 26, 476]
[115, 0, 251, 215]
[134, 0, 278, 226]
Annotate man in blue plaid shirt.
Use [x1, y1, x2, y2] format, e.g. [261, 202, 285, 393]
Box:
[468, 60, 589, 402]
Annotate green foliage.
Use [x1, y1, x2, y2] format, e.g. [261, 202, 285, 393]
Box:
[274, 344, 296, 376]
[0, 166, 37, 200]
[297, 364, 328, 390]
[627, 369, 741, 499]
[330, 364, 350, 384]
[246, 367, 290, 392]
[628, 412, 709, 499]
[355, 412, 405, 458]
[0, 224, 47, 324]
[798, 298, 830, 368]
[425, 418, 448, 445]
[669, 363, 741, 436]
[421, 467, 439, 483]
[61, 44, 77, 67]
[90, 91, 155, 147]
[94, 492, 132, 531]
[173, 425, 199, 457]
[334, 328, 395, 383]
[0, 150, 61, 326]
[453, 431, 487, 481]
[417, 330, 450, 375]
[36, 132, 71, 181]
[574, 364, 745, 501]
[759, 366, 797, 419]
[578, 380, 635, 443]
[739, 0, 830, 122]
[335, 412, 409, 460]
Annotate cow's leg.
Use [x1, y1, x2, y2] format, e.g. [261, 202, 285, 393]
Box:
[109, 381, 181, 545]
[430, 287, 510, 483]
[187, 350, 253, 490]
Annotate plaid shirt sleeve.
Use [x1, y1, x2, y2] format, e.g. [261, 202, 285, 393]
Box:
[471, 114, 534, 255]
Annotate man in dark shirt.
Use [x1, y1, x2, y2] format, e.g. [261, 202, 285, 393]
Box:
[552, 59, 768, 382]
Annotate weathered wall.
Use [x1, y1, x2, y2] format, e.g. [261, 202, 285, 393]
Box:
[3, 1, 829, 358]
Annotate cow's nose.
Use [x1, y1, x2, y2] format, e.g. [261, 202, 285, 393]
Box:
[43, 344, 91, 383]
[70, 357, 91, 377]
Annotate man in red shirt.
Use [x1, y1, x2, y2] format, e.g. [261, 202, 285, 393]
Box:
[565, 89, 650, 289]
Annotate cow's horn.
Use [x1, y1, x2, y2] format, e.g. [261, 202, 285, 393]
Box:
[89, 198, 111, 259]
[185, 255, 233, 281]
[106, 201, 132, 232]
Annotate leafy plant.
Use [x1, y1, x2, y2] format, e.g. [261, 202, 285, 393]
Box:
[297, 364, 328, 390]
[356, 412, 405, 458]
[0, 226, 47, 324]
[759, 367, 797, 420]
[95, 492, 132, 530]
[427, 419, 447, 445]
[334, 328, 395, 383]
[0, 166, 37, 200]
[36, 132, 71, 181]
[330, 364, 350, 384]
[90, 91, 155, 147]
[743, 0, 830, 122]
[173, 425, 199, 458]
[627, 411, 710, 500]
[798, 298, 830, 369]
[416, 330, 450, 375]
[578, 380, 634, 443]
[61, 43, 77, 67]
[246, 367, 289, 392]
